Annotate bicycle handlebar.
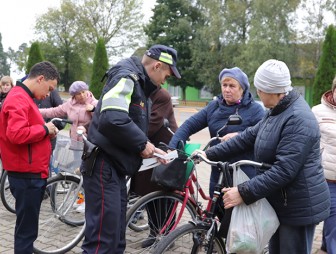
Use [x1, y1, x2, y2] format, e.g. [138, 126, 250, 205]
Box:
[50, 118, 73, 125]
[202, 136, 220, 151]
[189, 153, 272, 170]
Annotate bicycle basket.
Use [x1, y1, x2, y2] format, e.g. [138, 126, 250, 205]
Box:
[51, 134, 84, 173]
[151, 143, 201, 191]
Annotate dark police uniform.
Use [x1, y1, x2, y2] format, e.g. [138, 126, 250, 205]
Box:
[81, 56, 157, 254]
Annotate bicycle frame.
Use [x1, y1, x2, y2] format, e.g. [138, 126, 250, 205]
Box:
[156, 136, 227, 234]
[158, 166, 212, 233]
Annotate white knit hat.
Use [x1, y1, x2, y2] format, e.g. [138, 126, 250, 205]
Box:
[254, 59, 293, 94]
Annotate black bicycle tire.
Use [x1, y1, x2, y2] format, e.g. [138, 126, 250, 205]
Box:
[33, 173, 85, 254]
[153, 223, 226, 254]
[0, 170, 16, 214]
[127, 190, 197, 231]
[125, 190, 197, 253]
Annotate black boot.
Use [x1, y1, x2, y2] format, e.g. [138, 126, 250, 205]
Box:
[141, 230, 156, 248]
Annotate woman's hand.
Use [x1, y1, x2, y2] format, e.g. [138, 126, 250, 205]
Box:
[190, 149, 206, 163]
[219, 132, 238, 142]
[190, 149, 206, 158]
[86, 104, 95, 112]
[222, 187, 243, 209]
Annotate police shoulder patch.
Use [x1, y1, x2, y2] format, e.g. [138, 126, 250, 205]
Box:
[129, 73, 139, 81]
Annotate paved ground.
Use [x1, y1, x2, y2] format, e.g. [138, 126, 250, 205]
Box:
[0, 106, 325, 253]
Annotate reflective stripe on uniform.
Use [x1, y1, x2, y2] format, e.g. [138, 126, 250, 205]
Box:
[101, 78, 134, 112]
[159, 52, 173, 65]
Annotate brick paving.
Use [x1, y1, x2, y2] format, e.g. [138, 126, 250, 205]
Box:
[0, 107, 325, 253]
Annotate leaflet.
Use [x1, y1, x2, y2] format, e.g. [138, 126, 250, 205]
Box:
[153, 150, 178, 160]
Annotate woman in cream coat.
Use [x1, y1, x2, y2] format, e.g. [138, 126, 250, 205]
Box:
[312, 76, 336, 254]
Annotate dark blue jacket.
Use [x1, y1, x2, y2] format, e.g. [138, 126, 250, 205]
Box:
[206, 90, 330, 225]
[169, 90, 265, 190]
[88, 56, 157, 176]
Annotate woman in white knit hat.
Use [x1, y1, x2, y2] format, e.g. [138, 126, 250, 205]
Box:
[196, 59, 330, 254]
[312, 76, 336, 254]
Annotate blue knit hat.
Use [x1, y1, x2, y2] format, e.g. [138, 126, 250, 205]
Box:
[218, 67, 250, 91]
[69, 81, 89, 96]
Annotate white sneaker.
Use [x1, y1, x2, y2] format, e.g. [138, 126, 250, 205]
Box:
[74, 167, 81, 175]
[75, 202, 85, 213]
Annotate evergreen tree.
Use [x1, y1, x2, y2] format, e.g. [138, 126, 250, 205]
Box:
[90, 38, 108, 99]
[312, 25, 336, 105]
[26, 42, 44, 74]
[145, 0, 205, 100]
[0, 33, 10, 76]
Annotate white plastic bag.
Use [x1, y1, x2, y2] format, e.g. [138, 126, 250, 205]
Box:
[226, 167, 280, 254]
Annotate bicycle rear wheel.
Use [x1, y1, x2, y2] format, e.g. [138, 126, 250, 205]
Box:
[33, 173, 85, 254]
[125, 190, 197, 253]
[0, 170, 16, 213]
[153, 223, 226, 254]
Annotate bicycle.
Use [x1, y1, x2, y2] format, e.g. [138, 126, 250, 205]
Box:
[0, 118, 74, 214]
[33, 120, 86, 254]
[33, 126, 167, 254]
[124, 115, 242, 253]
[153, 154, 271, 254]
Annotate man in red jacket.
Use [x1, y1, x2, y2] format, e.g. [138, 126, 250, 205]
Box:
[0, 61, 60, 254]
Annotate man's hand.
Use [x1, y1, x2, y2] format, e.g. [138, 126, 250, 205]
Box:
[77, 126, 87, 135]
[140, 141, 155, 158]
[45, 122, 59, 138]
[153, 147, 170, 164]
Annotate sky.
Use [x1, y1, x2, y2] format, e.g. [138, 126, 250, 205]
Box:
[0, 0, 156, 50]
[0, 0, 156, 79]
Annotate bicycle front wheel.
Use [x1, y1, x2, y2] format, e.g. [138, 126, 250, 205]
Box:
[0, 170, 16, 213]
[33, 173, 85, 254]
[153, 223, 226, 254]
[125, 190, 197, 253]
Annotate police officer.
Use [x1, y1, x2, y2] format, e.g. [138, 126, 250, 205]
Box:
[81, 45, 181, 254]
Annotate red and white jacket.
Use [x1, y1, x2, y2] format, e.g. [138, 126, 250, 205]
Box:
[0, 83, 51, 178]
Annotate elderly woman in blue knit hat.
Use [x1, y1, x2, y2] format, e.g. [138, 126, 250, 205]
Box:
[169, 66, 265, 197]
[40, 81, 98, 141]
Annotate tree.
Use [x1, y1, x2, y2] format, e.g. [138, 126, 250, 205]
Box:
[190, 0, 227, 95]
[145, 0, 205, 100]
[26, 42, 44, 74]
[312, 25, 336, 105]
[34, 0, 145, 90]
[35, 1, 84, 89]
[236, 0, 300, 78]
[292, 0, 334, 83]
[91, 38, 108, 99]
[6, 43, 29, 75]
[75, 0, 145, 57]
[190, 0, 300, 94]
[0, 33, 10, 77]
